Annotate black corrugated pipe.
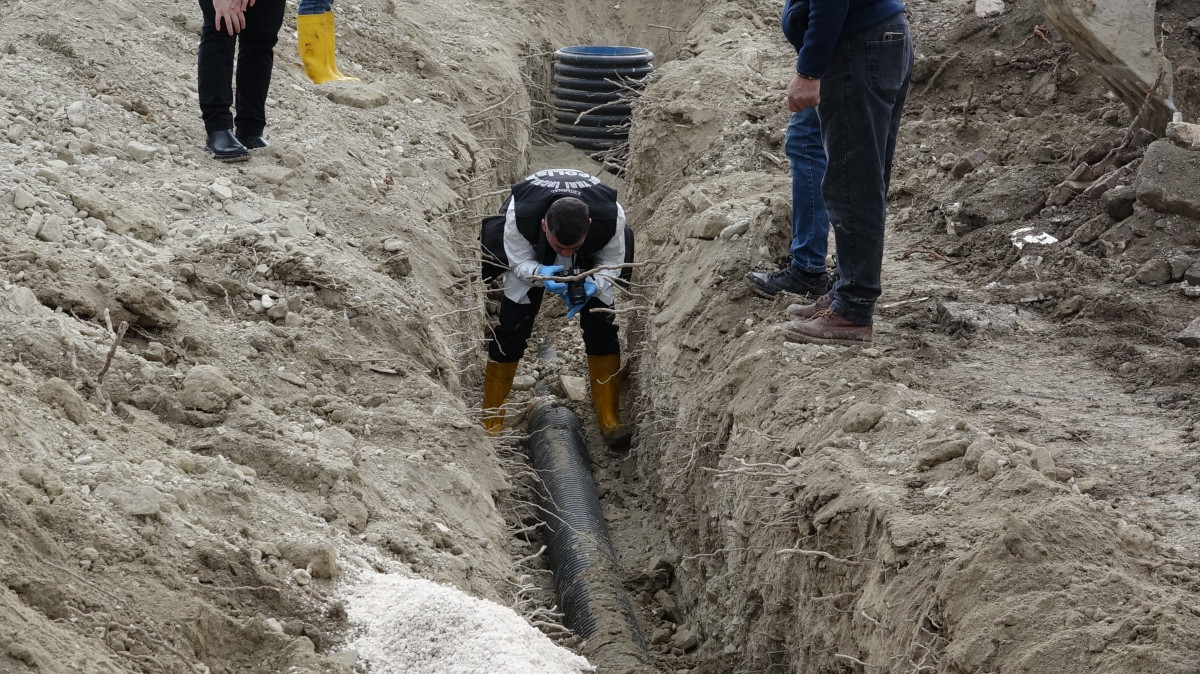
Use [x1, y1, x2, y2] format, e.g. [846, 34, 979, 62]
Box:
[527, 401, 651, 672]
[552, 46, 654, 154]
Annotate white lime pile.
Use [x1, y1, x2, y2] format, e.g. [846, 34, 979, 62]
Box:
[346, 573, 595, 674]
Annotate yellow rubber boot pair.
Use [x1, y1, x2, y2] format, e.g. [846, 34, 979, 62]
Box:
[588, 354, 632, 448]
[482, 360, 520, 436]
[297, 12, 359, 85]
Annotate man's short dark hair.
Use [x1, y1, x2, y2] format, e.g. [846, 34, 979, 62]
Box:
[545, 197, 589, 245]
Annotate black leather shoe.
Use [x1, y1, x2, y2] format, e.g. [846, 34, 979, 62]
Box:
[746, 266, 832, 299]
[204, 130, 249, 162]
[237, 134, 268, 150]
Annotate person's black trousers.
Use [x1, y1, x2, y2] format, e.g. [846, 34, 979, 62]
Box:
[489, 287, 620, 363]
[197, 0, 286, 135]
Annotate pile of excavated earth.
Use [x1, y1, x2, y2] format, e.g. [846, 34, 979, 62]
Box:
[2, 0, 1200, 672]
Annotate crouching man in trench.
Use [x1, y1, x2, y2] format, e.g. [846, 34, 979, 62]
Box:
[480, 168, 635, 447]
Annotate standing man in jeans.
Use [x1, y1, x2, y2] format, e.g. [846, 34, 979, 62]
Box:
[780, 0, 913, 345]
[745, 106, 831, 300]
[197, 0, 286, 162]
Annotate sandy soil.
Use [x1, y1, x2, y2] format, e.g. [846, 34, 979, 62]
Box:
[2, 0, 1200, 672]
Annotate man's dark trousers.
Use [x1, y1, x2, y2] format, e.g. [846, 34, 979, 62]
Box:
[489, 288, 619, 363]
[818, 16, 913, 326]
[197, 0, 286, 136]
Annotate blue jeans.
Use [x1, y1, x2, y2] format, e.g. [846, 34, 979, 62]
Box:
[785, 108, 830, 274]
[298, 0, 333, 14]
[818, 17, 913, 326]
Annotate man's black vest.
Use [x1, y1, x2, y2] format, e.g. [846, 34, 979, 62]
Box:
[509, 169, 619, 267]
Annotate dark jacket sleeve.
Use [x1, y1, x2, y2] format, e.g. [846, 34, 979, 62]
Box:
[795, 0, 850, 79]
[781, 0, 808, 49]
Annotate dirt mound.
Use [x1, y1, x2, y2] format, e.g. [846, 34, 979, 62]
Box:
[618, 0, 1200, 671]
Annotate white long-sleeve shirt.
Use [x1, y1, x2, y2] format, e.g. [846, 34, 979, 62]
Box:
[501, 198, 627, 305]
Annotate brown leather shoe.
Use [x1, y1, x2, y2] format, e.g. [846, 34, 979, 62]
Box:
[783, 309, 872, 345]
[786, 293, 832, 319]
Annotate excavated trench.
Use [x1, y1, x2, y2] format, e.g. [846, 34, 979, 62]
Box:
[486, 2, 1200, 674]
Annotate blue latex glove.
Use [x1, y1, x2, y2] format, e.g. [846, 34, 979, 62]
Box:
[537, 265, 566, 295]
[564, 279, 599, 319]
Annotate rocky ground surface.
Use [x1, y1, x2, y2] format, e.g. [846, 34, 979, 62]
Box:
[2, 0, 1200, 672]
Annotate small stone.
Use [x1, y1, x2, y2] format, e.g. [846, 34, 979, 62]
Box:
[1101, 185, 1136, 221]
[718, 219, 750, 240]
[1031, 446, 1055, 473]
[37, 378, 90, 425]
[325, 87, 389, 110]
[650, 628, 673, 645]
[691, 210, 732, 240]
[383, 238, 406, 252]
[67, 101, 88, 127]
[952, 148, 988, 179]
[382, 253, 412, 278]
[1185, 261, 1200, 286]
[285, 218, 311, 238]
[977, 450, 1003, 481]
[36, 215, 65, 243]
[1175, 317, 1200, 348]
[1166, 118, 1200, 150]
[671, 629, 700, 652]
[292, 568, 312, 585]
[1169, 256, 1193, 283]
[840, 402, 885, 433]
[7, 287, 43, 317]
[267, 298, 289, 320]
[119, 486, 167, 516]
[18, 465, 45, 488]
[284, 311, 305, 327]
[559, 375, 588, 402]
[226, 203, 264, 223]
[684, 189, 714, 213]
[277, 371, 307, 387]
[1135, 258, 1172, 286]
[143, 342, 175, 364]
[24, 212, 43, 237]
[12, 186, 36, 210]
[512, 375, 536, 392]
[308, 543, 339, 579]
[655, 589, 681, 622]
[180, 365, 242, 413]
[210, 183, 233, 200]
[125, 141, 158, 161]
[916, 438, 971, 470]
[975, 0, 1004, 17]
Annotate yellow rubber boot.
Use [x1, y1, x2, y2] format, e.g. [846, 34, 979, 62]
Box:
[482, 360, 520, 436]
[322, 12, 360, 82]
[298, 13, 337, 84]
[588, 354, 632, 448]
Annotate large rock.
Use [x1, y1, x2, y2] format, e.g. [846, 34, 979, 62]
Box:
[1136, 140, 1200, 220]
[950, 166, 1058, 233]
[70, 187, 166, 241]
[180, 365, 242, 413]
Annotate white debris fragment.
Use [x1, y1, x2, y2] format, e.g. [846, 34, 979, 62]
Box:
[1010, 227, 1058, 249]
